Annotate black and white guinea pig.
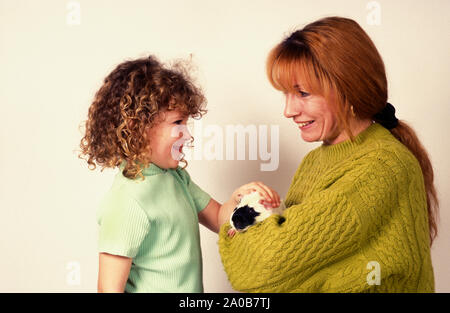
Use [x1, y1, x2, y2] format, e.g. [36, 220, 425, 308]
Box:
[228, 191, 285, 236]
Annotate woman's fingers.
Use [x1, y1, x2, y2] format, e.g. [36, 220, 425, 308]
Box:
[242, 182, 281, 208]
[259, 182, 280, 207]
[253, 182, 277, 207]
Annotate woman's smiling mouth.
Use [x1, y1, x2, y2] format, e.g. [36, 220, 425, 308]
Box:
[297, 120, 315, 129]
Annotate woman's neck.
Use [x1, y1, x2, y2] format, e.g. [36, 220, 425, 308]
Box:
[323, 119, 373, 146]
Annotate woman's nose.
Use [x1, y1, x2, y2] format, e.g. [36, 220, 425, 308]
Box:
[284, 94, 300, 118]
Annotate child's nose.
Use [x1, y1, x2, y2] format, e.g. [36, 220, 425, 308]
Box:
[182, 126, 193, 141]
[172, 124, 191, 138]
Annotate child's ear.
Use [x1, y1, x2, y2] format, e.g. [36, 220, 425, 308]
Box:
[128, 120, 136, 128]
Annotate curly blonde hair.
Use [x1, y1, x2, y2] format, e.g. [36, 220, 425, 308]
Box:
[79, 55, 207, 180]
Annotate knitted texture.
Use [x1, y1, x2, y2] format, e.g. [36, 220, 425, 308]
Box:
[218, 123, 434, 293]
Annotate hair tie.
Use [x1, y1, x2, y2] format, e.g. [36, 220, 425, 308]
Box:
[374, 102, 398, 129]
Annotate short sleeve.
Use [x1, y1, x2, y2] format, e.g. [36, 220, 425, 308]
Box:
[188, 178, 212, 213]
[98, 197, 150, 258]
[179, 169, 211, 213]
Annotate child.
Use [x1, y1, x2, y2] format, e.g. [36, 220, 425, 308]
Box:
[79, 55, 280, 293]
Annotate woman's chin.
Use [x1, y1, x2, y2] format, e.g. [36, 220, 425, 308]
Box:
[301, 133, 318, 143]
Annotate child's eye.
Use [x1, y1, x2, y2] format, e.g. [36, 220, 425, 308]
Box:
[174, 120, 183, 125]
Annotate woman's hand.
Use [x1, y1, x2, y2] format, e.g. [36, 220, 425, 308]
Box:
[232, 181, 281, 209]
[219, 182, 280, 237]
[218, 182, 281, 229]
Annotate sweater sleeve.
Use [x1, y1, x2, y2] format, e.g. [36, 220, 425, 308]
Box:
[218, 153, 397, 292]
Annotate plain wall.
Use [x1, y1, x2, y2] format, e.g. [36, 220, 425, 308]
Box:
[0, 0, 449, 292]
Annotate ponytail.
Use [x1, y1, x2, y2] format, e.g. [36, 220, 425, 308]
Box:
[389, 121, 439, 247]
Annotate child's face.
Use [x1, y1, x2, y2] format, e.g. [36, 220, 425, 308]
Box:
[147, 110, 192, 169]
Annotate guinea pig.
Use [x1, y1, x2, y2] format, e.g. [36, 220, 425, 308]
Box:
[228, 191, 285, 236]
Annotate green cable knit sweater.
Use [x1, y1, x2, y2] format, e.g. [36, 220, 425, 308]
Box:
[218, 122, 434, 292]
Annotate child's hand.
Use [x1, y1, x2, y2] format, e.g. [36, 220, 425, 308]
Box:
[231, 182, 280, 209]
[227, 228, 236, 237]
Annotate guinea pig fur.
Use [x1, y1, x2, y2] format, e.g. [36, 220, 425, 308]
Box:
[229, 191, 285, 233]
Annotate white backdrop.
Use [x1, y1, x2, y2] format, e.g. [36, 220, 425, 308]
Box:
[1, 0, 449, 292]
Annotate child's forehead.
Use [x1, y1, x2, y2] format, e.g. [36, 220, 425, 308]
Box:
[159, 110, 189, 121]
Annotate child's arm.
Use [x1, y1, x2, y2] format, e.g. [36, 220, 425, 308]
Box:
[199, 198, 236, 233]
[198, 182, 280, 233]
[97, 253, 132, 293]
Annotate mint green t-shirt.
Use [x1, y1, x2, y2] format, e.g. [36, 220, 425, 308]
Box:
[96, 163, 211, 293]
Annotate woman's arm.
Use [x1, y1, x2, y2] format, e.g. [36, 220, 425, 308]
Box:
[218, 155, 396, 292]
[97, 253, 133, 293]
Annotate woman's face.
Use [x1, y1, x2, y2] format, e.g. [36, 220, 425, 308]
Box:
[284, 86, 345, 145]
[147, 110, 192, 169]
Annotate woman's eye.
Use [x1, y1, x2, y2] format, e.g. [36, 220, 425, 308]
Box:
[299, 91, 310, 97]
[174, 120, 183, 125]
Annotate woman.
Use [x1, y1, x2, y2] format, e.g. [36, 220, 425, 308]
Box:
[218, 16, 439, 293]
